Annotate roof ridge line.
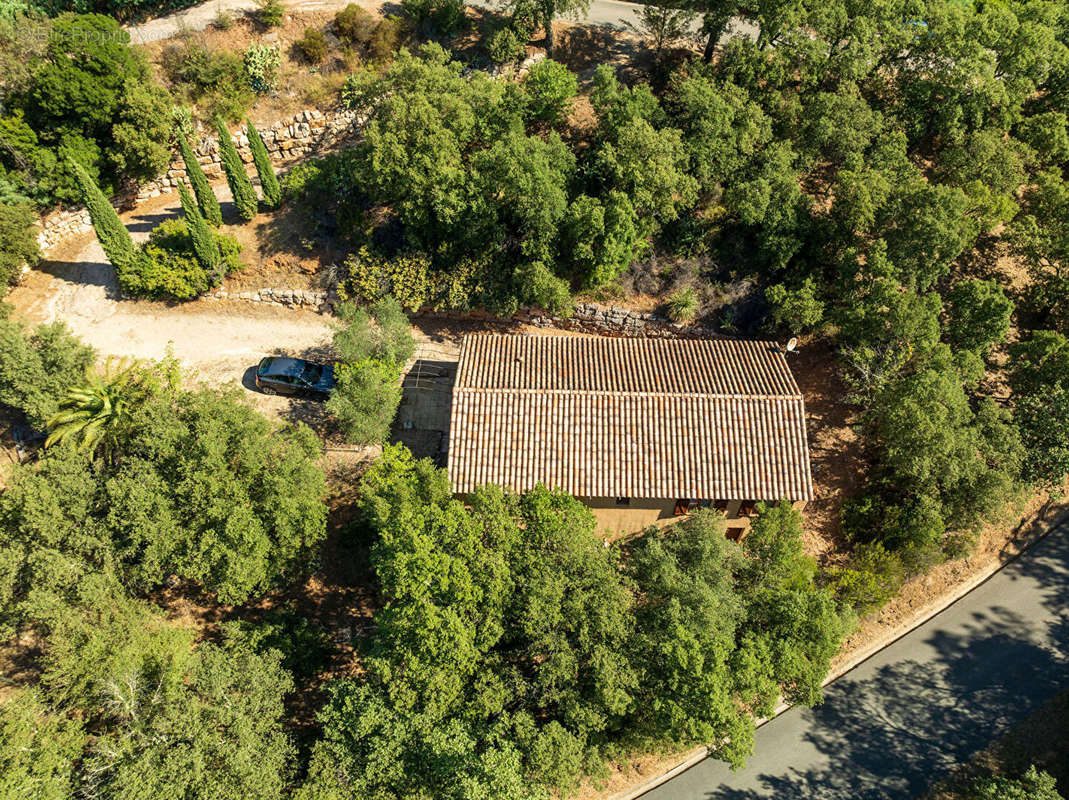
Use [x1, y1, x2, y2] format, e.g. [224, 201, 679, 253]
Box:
[453, 387, 805, 401]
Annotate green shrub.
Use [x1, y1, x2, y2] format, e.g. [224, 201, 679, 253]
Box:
[401, 0, 466, 36]
[232, 609, 333, 679]
[367, 16, 403, 61]
[327, 298, 414, 445]
[170, 105, 194, 145]
[256, 0, 285, 27]
[296, 27, 329, 64]
[515, 259, 573, 316]
[328, 357, 404, 445]
[334, 3, 377, 44]
[0, 689, 85, 800]
[0, 200, 39, 291]
[211, 8, 234, 29]
[486, 25, 524, 64]
[340, 247, 432, 312]
[523, 59, 578, 125]
[0, 311, 95, 430]
[766, 278, 825, 333]
[281, 159, 328, 202]
[560, 192, 640, 288]
[161, 41, 255, 122]
[244, 43, 281, 94]
[120, 219, 241, 301]
[0, 14, 171, 207]
[666, 286, 699, 322]
[333, 4, 403, 59]
[969, 766, 1064, 800]
[826, 542, 905, 615]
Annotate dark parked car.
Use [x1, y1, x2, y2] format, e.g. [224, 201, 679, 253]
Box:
[255, 357, 336, 398]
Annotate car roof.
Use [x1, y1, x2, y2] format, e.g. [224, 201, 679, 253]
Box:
[261, 357, 307, 377]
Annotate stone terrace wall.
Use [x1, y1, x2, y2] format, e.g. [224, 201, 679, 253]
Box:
[35, 108, 361, 252]
[408, 303, 723, 339]
[213, 288, 717, 337]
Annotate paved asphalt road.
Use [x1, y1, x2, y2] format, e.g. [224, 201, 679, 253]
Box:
[643, 522, 1069, 800]
[127, 0, 759, 46]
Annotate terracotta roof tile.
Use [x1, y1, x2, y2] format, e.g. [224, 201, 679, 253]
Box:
[447, 335, 814, 501]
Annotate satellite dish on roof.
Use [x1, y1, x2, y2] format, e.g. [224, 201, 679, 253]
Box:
[785, 337, 798, 353]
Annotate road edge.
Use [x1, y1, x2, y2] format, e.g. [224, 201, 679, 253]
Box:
[607, 512, 1069, 800]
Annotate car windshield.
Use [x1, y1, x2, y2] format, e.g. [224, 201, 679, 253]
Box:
[300, 362, 323, 384]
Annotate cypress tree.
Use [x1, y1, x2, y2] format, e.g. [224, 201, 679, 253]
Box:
[178, 134, 223, 227]
[246, 119, 281, 209]
[67, 158, 137, 273]
[177, 181, 221, 280]
[214, 116, 258, 221]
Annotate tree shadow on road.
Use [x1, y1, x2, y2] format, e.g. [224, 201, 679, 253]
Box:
[703, 530, 1069, 800]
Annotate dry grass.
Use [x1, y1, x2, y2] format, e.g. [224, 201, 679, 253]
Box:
[138, 9, 363, 127]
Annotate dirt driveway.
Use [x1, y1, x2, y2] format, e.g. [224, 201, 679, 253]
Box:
[8, 190, 337, 424]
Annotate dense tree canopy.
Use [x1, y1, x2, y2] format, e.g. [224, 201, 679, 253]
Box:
[0, 13, 172, 205]
[0, 308, 95, 429]
[302, 446, 844, 799]
[0, 576, 296, 800]
[0, 364, 328, 637]
[327, 297, 415, 445]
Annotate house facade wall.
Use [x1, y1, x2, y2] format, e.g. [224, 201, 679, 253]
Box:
[585, 497, 809, 539]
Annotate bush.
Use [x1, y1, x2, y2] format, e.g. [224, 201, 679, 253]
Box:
[968, 766, 1064, 800]
[340, 247, 433, 312]
[211, 8, 234, 29]
[296, 27, 328, 64]
[523, 59, 578, 126]
[0, 200, 39, 291]
[234, 608, 333, 679]
[945, 277, 1013, 355]
[303, 451, 845, 798]
[401, 0, 466, 36]
[256, 0, 285, 27]
[244, 43, 282, 94]
[667, 286, 699, 322]
[826, 542, 905, 615]
[335, 7, 404, 61]
[367, 16, 403, 61]
[766, 278, 825, 333]
[486, 25, 524, 65]
[0, 689, 85, 800]
[327, 298, 414, 445]
[120, 218, 241, 301]
[160, 41, 255, 122]
[1, 384, 328, 611]
[0, 311, 95, 430]
[334, 3, 377, 44]
[1, 14, 171, 206]
[170, 104, 194, 145]
[560, 192, 640, 288]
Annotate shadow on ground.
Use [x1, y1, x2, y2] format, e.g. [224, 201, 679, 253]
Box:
[686, 528, 1069, 800]
[389, 343, 459, 464]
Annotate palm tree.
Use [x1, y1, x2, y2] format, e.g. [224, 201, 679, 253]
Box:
[45, 358, 142, 457]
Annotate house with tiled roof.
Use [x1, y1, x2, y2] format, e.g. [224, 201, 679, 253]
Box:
[446, 334, 814, 536]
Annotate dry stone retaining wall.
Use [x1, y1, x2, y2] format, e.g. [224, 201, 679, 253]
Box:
[35, 108, 361, 252]
[218, 286, 716, 339]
